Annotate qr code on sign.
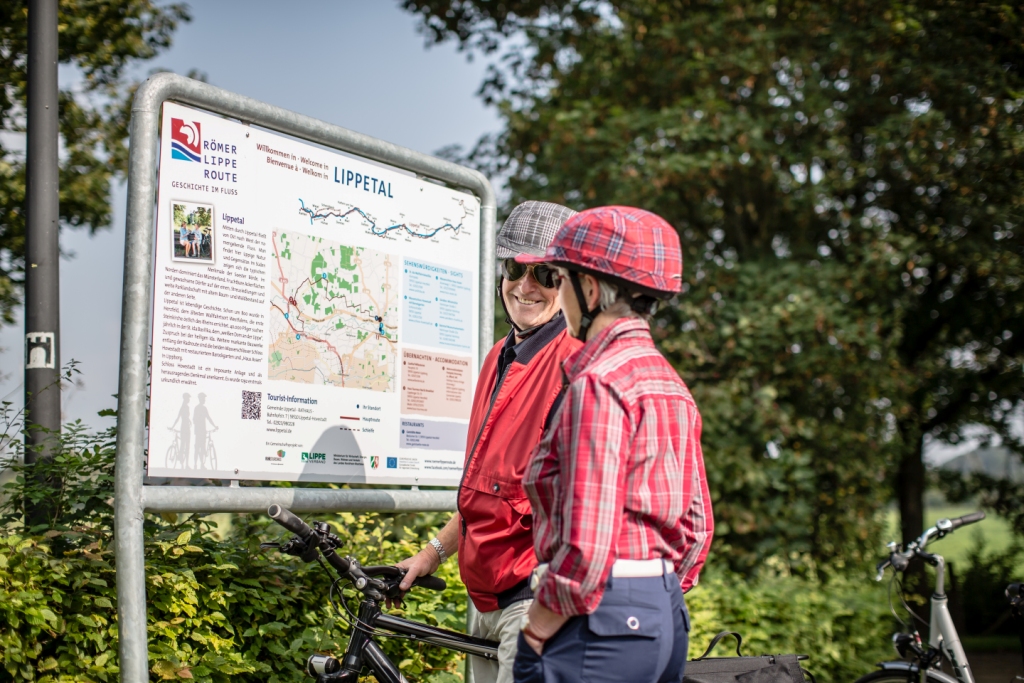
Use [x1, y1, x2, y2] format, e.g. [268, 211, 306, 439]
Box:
[241, 390, 261, 420]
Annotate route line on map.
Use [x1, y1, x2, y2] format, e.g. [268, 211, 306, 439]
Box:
[297, 198, 467, 240]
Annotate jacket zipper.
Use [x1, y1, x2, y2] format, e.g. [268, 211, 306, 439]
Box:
[457, 361, 514, 536]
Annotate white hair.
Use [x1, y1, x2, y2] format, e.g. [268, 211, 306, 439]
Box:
[557, 267, 649, 321]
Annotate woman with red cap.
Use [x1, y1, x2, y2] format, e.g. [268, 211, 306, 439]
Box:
[512, 206, 714, 683]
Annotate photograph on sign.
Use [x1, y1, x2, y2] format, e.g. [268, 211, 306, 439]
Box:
[146, 102, 481, 485]
[171, 201, 215, 262]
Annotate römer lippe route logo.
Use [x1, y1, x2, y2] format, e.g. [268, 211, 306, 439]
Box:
[170, 118, 201, 162]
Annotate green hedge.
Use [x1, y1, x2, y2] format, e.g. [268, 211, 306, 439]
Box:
[1, 421, 895, 682]
[686, 569, 894, 680]
[1, 525, 894, 682]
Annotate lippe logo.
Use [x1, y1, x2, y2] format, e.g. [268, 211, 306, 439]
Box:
[170, 118, 202, 162]
[370, 456, 379, 469]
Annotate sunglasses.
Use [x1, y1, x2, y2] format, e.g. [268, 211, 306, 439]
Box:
[500, 259, 559, 289]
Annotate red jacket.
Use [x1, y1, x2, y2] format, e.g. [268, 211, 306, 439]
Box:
[458, 316, 581, 612]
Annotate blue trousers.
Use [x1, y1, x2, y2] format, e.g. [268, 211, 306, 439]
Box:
[513, 572, 690, 683]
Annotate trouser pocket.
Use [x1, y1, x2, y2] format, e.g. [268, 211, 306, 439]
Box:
[512, 632, 544, 683]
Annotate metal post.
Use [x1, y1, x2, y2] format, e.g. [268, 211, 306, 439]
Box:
[23, 0, 61, 527]
[112, 62, 162, 683]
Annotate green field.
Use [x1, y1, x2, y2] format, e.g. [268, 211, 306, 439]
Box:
[884, 505, 1017, 566]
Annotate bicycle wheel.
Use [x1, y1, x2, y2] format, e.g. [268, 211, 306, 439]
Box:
[166, 441, 177, 469]
[853, 666, 957, 683]
[207, 440, 217, 470]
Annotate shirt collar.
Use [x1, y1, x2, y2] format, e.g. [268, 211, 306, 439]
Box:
[563, 317, 651, 382]
[502, 313, 567, 366]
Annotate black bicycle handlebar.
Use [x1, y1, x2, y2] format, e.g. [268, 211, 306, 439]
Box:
[949, 510, 986, 530]
[362, 564, 447, 592]
[266, 504, 447, 595]
[268, 504, 314, 539]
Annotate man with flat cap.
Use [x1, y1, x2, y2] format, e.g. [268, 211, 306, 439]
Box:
[397, 201, 581, 683]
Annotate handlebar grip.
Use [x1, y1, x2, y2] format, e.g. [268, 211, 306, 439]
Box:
[267, 504, 313, 539]
[412, 575, 447, 591]
[950, 511, 986, 529]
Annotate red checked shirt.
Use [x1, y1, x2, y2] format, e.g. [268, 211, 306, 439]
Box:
[523, 317, 714, 616]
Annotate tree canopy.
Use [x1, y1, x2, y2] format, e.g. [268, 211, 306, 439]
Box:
[403, 0, 1024, 570]
[0, 0, 190, 322]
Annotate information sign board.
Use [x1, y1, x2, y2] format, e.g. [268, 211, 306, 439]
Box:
[147, 102, 480, 485]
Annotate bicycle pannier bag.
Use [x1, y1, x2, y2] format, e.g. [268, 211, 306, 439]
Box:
[684, 632, 809, 683]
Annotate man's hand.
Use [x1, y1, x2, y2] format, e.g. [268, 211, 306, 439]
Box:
[396, 546, 441, 591]
[523, 600, 569, 655]
[387, 546, 442, 609]
[387, 514, 460, 609]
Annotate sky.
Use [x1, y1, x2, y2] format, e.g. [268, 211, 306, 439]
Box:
[0, 1, 499, 428]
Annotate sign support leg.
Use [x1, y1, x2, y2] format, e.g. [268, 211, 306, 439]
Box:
[114, 72, 161, 683]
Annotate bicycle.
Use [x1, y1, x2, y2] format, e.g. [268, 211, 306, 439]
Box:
[165, 427, 188, 469]
[194, 427, 218, 470]
[263, 504, 499, 682]
[853, 511, 986, 683]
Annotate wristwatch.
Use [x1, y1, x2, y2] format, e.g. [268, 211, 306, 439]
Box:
[428, 537, 447, 564]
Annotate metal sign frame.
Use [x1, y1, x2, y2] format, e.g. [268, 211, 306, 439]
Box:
[114, 73, 494, 682]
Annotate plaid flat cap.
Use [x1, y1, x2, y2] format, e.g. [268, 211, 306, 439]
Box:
[496, 201, 578, 258]
[516, 205, 683, 296]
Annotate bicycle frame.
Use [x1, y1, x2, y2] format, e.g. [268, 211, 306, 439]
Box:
[927, 556, 973, 683]
[313, 595, 497, 683]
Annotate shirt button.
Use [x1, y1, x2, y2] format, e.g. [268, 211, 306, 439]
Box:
[492, 484, 500, 492]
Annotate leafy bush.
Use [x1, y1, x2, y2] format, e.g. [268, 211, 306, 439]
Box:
[0, 414, 468, 682]
[957, 536, 1024, 637]
[687, 569, 894, 681]
[1, 511, 469, 683]
[2, 415, 895, 682]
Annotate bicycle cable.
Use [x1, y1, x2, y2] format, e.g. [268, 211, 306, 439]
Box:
[320, 559, 421, 643]
[312, 555, 348, 655]
[893, 572, 929, 627]
[887, 572, 910, 629]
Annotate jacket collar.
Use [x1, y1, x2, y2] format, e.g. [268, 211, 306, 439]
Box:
[563, 317, 651, 382]
[501, 312, 568, 367]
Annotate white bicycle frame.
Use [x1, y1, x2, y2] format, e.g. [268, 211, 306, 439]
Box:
[928, 553, 974, 683]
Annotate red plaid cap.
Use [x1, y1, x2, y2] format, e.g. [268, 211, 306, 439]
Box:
[516, 205, 683, 295]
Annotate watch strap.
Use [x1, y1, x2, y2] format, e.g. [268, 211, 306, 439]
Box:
[428, 537, 447, 564]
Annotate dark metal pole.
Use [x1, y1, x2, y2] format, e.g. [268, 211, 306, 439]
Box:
[24, 0, 61, 527]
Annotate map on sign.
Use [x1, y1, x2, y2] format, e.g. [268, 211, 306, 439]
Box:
[297, 197, 474, 243]
[267, 231, 398, 392]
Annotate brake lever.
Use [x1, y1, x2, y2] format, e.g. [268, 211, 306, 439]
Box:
[260, 538, 307, 556]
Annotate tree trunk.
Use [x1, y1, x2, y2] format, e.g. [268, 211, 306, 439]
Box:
[898, 435, 926, 547]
